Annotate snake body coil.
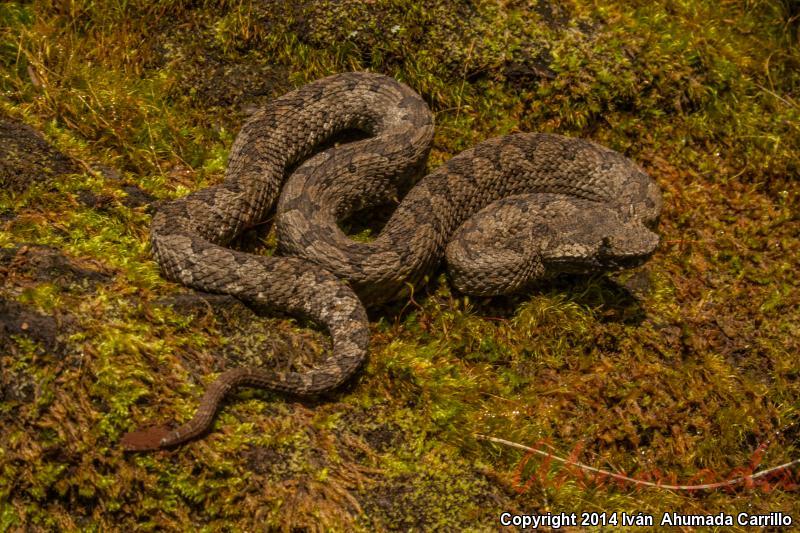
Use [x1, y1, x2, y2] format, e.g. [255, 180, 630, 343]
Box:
[121, 72, 661, 451]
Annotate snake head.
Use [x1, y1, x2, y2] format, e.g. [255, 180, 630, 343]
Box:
[542, 204, 660, 273]
[595, 223, 661, 269]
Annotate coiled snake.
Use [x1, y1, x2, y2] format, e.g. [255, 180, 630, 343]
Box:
[121, 72, 661, 451]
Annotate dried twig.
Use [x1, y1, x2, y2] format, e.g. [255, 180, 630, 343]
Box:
[475, 430, 799, 491]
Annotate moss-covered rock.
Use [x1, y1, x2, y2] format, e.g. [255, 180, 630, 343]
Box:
[0, 0, 798, 530]
[0, 118, 79, 193]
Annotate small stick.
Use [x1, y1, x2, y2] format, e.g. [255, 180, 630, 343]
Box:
[474, 432, 799, 491]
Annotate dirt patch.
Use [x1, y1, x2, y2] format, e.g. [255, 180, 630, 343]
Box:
[154, 291, 328, 375]
[0, 244, 112, 291]
[284, 0, 498, 80]
[180, 59, 288, 111]
[76, 185, 156, 211]
[0, 297, 60, 356]
[119, 184, 157, 209]
[145, 13, 289, 112]
[0, 298, 73, 411]
[533, 0, 573, 30]
[0, 118, 79, 193]
[357, 469, 511, 530]
[339, 406, 405, 454]
[85, 164, 157, 210]
[243, 439, 320, 482]
[503, 44, 556, 88]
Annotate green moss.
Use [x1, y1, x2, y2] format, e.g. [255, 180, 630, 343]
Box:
[0, 0, 798, 529]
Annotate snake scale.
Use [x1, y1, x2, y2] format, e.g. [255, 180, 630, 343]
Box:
[121, 72, 662, 451]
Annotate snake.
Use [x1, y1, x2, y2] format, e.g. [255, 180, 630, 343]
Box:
[120, 72, 662, 451]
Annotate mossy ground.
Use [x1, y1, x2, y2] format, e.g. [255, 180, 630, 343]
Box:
[1, 0, 799, 530]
